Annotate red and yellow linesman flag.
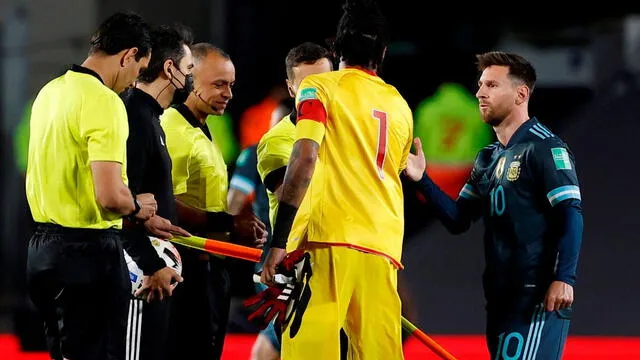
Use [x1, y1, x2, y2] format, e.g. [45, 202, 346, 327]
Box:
[173, 235, 457, 359]
[401, 317, 458, 360]
[170, 235, 263, 263]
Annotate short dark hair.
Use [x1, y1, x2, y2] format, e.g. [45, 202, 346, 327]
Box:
[476, 51, 537, 92]
[191, 43, 230, 64]
[332, 0, 388, 69]
[88, 12, 151, 60]
[137, 24, 193, 83]
[285, 42, 332, 80]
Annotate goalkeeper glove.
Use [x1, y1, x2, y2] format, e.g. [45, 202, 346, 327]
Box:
[244, 249, 312, 337]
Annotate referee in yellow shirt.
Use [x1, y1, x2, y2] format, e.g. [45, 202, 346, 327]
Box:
[161, 43, 266, 360]
[25, 12, 157, 360]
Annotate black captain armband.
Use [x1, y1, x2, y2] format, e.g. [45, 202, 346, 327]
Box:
[206, 211, 235, 232]
[271, 202, 299, 249]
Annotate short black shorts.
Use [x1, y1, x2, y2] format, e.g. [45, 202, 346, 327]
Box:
[166, 247, 231, 360]
[27, 223, 130, 360]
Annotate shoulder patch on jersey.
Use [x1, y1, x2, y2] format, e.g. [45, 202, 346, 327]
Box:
[551, 147, 572, 170]
[298, 87, 318, 102]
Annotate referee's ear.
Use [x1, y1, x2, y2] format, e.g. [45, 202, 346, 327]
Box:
[121, 47, 140, 67]
[163, 59, 174, 80]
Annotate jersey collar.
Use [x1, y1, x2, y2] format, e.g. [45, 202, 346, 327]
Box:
[345, 66, 378, 77]
[173, 103, 213, 141]
[503, 117, 538, 148]
[70, 64, 104, 84]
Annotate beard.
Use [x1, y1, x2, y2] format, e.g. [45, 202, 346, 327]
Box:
[480, 107, 505, 127]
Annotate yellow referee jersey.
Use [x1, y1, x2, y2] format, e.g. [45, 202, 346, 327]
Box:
[256, 114, 309, 247]
[26, 65, 129, 229]
[292, 67, 413, 268]
[161, 104, 228, 212]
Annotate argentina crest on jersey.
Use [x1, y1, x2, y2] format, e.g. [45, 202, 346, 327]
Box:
[507, 160, 521, 181]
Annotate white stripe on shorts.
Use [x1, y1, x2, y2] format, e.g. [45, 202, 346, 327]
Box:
[126, 299, 143, 360]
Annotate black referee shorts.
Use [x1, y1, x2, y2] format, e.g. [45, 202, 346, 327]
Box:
[126, 296, 173, 360]
[26, 223, 130, 360]
[166, 246, 231, 360]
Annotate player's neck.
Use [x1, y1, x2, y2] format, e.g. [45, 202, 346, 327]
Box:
[81, 56, 118, 90]
[135, 80, 171, 109]
[184, 94, 208, 124]
[494, 108, 530, 146]
[339, 61, 377, 74]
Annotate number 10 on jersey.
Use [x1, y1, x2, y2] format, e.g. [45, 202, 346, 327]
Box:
[490, 185, 506, 216]
[373, 109, 388, 179]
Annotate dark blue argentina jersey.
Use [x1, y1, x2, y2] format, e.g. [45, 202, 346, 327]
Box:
[459, 118, 581, 301]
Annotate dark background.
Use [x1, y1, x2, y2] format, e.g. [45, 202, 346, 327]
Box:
[1, 1, 638, 341]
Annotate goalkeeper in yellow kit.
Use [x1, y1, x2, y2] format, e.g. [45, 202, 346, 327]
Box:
[254, 42, 333, 360]
[260, 0, 414, 358]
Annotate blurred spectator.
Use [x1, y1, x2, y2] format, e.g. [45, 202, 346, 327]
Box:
[206, 112, 240, 164]
[413, 82, 494, 198]
[13, 99, 33, 176]
[238, 84, 289, 149]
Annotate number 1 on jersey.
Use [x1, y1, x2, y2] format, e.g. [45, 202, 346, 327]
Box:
[373, 109, 388, 179]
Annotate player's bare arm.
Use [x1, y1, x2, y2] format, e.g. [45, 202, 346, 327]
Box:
[280, 139, 318, 205]
[274, 183, 284, 201]
[261, 139, 319, 285]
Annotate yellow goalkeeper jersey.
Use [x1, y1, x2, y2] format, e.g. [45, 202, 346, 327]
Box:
[292, 67, 413, 268]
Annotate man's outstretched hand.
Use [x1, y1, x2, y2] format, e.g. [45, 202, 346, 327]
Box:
[405, 137, 427, 182]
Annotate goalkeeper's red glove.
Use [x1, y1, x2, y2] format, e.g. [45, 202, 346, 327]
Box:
[244, 282, 296, 330]
[244, 249, 312, 335]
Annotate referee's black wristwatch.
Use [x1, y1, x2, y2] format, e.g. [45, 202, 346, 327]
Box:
[126, 195, 141, 221]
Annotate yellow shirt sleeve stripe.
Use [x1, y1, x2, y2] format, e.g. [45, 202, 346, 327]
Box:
[295, 119, 326, 145]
